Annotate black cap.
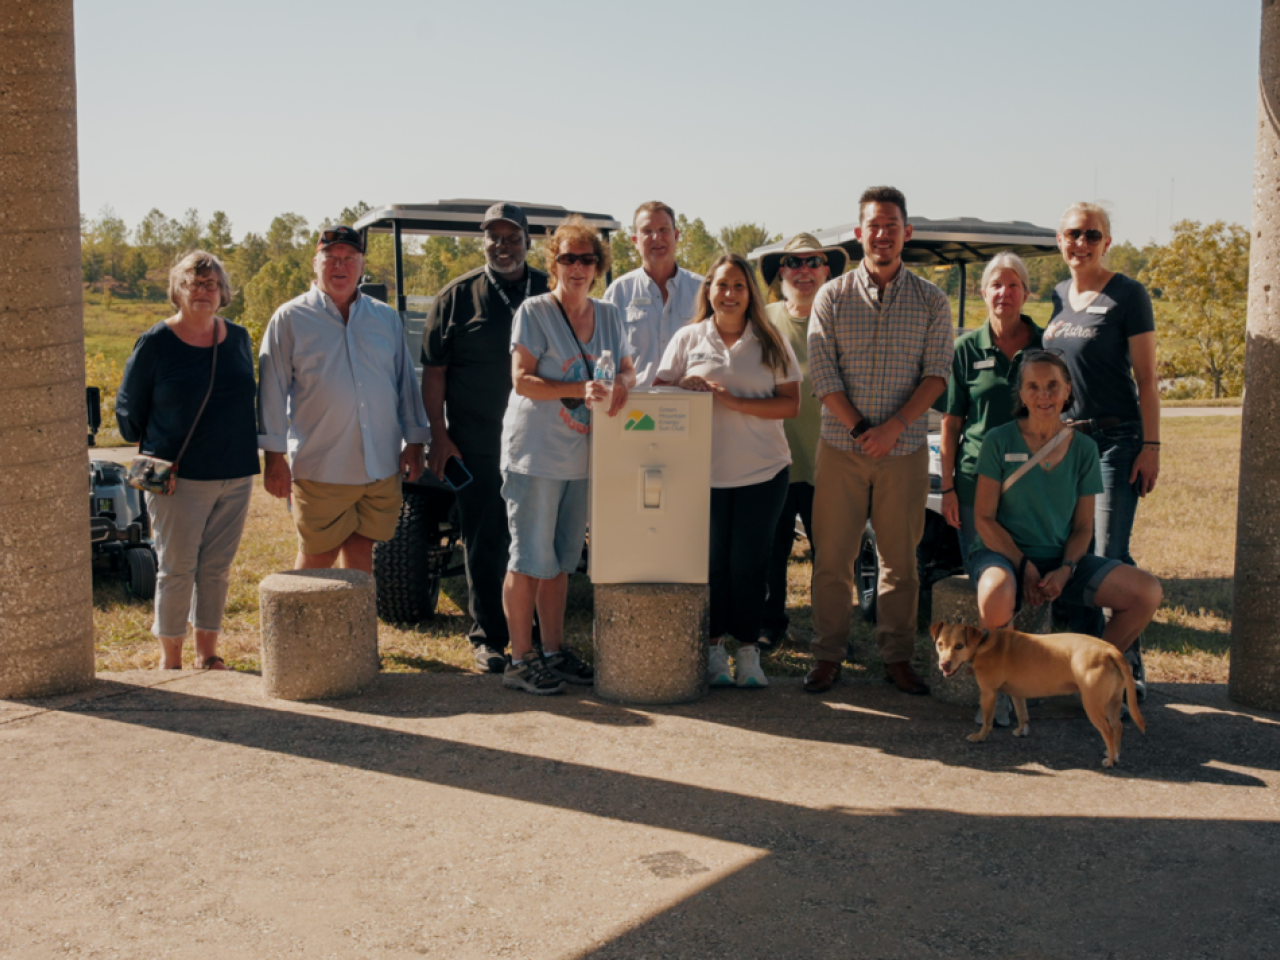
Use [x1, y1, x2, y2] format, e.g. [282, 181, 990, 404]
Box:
[316, 225, 365, 253]
[479, 202, 529, 233]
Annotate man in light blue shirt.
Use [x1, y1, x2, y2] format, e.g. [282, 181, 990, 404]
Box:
[602, 201, 702, 386]
[259, 226, 430, 575]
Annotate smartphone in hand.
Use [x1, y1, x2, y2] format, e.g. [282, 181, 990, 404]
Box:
[442, 455, 473, 492]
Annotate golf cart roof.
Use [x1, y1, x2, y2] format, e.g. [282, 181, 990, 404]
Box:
[748, 216, 1060, 266]
[353, 199, 622, 238]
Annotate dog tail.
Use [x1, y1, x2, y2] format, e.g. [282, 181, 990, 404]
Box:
[1115, 648, 1146, 733]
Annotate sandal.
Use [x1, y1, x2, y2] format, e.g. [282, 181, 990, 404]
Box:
[196, 656, 227, 671]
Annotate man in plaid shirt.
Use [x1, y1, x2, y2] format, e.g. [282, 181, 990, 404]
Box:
[804, 187, 954, 696]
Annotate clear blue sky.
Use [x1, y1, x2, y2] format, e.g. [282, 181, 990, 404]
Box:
[75, 0, 1260, 247]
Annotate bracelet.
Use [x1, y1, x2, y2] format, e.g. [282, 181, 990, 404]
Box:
[893, 412, 909, 429]
[1143, 441, 1161, 447]
[940, 487, 955, 495]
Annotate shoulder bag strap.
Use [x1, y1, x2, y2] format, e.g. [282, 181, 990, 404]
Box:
[551, 296, 594, 379]
[171, 318, 220, 472]
[1001, 426, 1074, 494]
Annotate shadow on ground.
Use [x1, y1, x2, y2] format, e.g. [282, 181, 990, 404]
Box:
[25, 672, 1278, 958]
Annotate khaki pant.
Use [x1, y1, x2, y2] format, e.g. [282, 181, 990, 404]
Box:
[810, 441, 928, 664]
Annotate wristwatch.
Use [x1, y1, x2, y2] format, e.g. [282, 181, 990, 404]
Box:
[849, 418, 869, 439]
[1062, 559, 1079, 575]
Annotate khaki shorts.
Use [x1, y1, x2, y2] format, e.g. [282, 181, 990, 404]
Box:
[291, 475, 402, 555]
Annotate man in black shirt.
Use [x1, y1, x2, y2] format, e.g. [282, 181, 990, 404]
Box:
[422, 202, 550, 673]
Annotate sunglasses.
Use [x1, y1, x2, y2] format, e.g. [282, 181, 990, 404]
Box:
[555, 253, 599, 266]
[782, 255, 826, 269]
[1062, 228, 1106, 245]
[560, 397, 585, 411]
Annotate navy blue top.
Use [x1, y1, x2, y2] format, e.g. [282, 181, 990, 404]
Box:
[1044, 273, 1155, 424]
[116, 320, 261, 481]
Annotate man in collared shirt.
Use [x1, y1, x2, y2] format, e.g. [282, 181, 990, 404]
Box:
[804, 187, 954, 696]
[259, 226, 429, 575]
[421, 202, 550, 674]
[603, 201, 701, 386]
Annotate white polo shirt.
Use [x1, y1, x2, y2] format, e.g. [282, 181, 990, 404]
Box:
[602, 265, 702, 387]
[656, 320, 800, 488]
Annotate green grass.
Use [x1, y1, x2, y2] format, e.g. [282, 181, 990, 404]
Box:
[83, 290, 171, 367]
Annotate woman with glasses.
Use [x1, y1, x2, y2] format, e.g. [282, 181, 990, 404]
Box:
[654, 253, 801, 689]
[1042, 202, 1160, 699]
[116, 251, 259, 670]
[499, 216, 636, 695]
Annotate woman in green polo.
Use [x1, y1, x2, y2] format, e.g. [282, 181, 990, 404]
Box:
[938, 252, 1043, 569]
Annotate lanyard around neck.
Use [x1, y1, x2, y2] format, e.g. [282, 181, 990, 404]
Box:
[486, 266, 531, 313]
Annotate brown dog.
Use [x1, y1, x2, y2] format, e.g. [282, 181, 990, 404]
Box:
[930, 621, 1146, 768]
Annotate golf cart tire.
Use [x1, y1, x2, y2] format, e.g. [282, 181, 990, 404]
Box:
[855, 523, 878, 623]
[374, 486, 442, 623]
[124, 547, 157, 601]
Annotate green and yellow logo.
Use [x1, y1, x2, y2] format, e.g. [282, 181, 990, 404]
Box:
[624, 411, 656, 431]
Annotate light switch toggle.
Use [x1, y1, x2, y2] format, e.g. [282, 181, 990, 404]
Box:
[643, 469, 662, 509]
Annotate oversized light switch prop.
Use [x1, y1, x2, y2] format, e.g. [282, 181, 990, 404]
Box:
[589, 388, 712, 584]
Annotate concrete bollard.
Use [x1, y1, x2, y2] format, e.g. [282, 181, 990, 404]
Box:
[917, 575, 1052, 706]
[593, 583, 709, 705]
[260, 569, 380, 701]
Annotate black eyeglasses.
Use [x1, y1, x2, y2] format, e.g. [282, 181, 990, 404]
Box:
[782, 255, 826, 269]
[1062, 228, 1105, 245]
[555, 253, 599, 266]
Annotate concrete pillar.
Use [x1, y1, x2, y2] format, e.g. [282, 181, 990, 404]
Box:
[593, 584, 709, 705]
[1231, 1, 1280, 710]
[0, 1, 95, 698]
[260, 570, 380, 700]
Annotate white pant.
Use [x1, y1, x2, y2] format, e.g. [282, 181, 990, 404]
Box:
[146, 476, 253, 638]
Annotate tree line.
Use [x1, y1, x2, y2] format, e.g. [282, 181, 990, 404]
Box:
[79, 205, 1248, 398]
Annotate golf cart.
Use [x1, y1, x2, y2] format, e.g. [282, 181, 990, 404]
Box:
[86, 387, 158, 599]
[749, 216, 1061, 622]
[351, 200, 622, 622]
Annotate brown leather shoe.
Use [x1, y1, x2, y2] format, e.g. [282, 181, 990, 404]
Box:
[804, 660, 842, 694]
[884, 661, 930, 695]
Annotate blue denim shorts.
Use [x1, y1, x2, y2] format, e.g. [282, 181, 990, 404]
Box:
[968, 549, 1121, 610]
[501, 471, 589, 579]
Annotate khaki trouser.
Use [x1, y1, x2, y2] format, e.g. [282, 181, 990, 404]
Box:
[810, 440, 928, 664]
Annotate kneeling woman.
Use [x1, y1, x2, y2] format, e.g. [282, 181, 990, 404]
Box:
[655, 253, 801, 688]
[971, 350, 1162, 652]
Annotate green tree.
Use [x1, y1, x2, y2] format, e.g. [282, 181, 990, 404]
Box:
[267, 213, 309, 258]
[610, 231, 640, 279]
[176, 208, 203, 253]
[1140, 219, 1249, 398]
[134, 208, 179, 268]
[204, 211, 234, 259]
[122, 249, 149, 296]
[241, 252, 312, 352]
[1107, 240, 1157, 280]
[676, 215, 720, 275]
[718, 222, 777, 259]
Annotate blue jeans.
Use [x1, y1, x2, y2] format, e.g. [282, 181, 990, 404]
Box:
[501, 472, 589, 579]
[1066, 422, 1143, 635]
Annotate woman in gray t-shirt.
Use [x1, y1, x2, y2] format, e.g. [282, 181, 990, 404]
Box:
[498, 217, 636, 696]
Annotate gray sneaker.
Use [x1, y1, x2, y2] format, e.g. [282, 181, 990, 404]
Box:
[473, 644, 508, 674]
[1124, 639, 1147, 704]
[503, 654, 567, 695]
[544, 648, 594, 686]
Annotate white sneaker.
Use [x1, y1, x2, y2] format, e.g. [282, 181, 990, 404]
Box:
[974, 693, 1012, 727]
[709, 644, 734, 686]
[734, 644, 769, 689]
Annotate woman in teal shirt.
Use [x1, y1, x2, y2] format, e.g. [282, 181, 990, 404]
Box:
[969, 350, 1161, 646]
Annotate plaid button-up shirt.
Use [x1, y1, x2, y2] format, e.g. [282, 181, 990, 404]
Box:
[808, 263, 954, 455]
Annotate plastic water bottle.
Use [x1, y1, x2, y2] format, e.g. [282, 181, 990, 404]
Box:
[590, 350, 615, 411]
